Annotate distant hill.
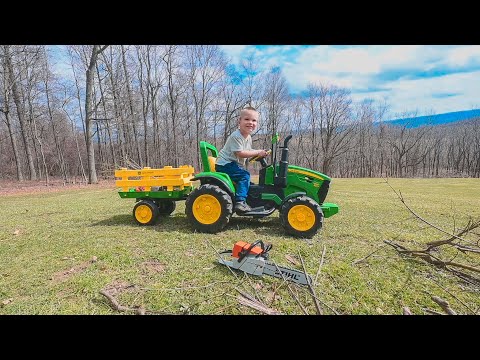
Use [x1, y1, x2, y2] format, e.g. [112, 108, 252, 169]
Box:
[383, 109, 480, 128]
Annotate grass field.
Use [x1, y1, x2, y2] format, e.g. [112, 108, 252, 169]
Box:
[1, 178, 479, 315]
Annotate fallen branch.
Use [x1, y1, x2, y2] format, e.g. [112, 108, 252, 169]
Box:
[314, 245, 327, 285]
[424, 308, 444, 315]
[428, 277, 476, 314]
[402, 306, 412, 315]
[99, 290, 145, 315]
[298, 251, 323, 315]
[352, 244, 386, 265]
[384, 239, 480, 276]
[425, 219, 480, 250]
[383, 178, 478, 246]
[271, 261, 309, 315]
[383, 177, 480, 294]
[237, 293, 281, 315]
[431, 296, 456, 315]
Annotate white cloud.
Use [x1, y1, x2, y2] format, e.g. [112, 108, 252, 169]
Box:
[218, 45, 250, 66]
[353, 70, 480, 116]
[444, 45, 480, 67]
[220, 45, 480, 117]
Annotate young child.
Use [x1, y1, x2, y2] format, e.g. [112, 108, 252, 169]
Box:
[215, 106, 268, 214]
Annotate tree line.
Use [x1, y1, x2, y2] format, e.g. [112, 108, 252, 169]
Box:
[1, 45, 479, 184]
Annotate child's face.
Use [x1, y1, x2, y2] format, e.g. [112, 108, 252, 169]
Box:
[238, 109, 258, 135]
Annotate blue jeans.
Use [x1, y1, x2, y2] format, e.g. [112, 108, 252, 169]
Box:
[215, 161, 250, 203]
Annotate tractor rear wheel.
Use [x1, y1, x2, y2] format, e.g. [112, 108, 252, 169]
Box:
[133, 200, 159, 226]
[155, 200, 176, 216]
[185, 184, 233, 233]
[280, 196, 323, 238]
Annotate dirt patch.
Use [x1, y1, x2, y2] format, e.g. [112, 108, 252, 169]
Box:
[141, 260, 166, 274]
[102, 280, 137, 296]
[0, 178, 115, 196]
[51, 256, 98, 283]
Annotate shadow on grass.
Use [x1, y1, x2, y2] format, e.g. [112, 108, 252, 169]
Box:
[227, 216, 286, 236]
[91, 214, 140, 227]
[91, 212, 288, 237]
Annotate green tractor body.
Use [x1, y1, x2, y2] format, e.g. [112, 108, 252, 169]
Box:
[186, 134, 339, 238]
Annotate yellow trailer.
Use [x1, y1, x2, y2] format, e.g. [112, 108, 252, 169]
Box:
[115, 165, 195, 225]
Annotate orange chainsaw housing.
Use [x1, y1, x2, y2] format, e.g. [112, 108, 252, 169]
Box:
[232, 241, 263, 258]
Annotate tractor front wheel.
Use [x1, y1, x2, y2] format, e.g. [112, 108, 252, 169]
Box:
[185, 184, 233, 233]
[280, 196, 323, 238]
[133, 200, 159, 226]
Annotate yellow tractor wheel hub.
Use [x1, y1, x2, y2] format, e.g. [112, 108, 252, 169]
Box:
[288, 205, 315, 231]
[135, 204, 154, 224]
[192, 194, 222, 224]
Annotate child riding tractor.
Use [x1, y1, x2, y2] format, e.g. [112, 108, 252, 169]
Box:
[185, 134, 338, 238]
[115, 134, 338, 239]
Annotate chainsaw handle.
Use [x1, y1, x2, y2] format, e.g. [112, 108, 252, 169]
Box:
[237, 240, 272, 262]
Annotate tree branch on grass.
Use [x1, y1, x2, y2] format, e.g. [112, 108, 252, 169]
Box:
[423, 308, 444, 315]
[99, 290, 146, 315]
[428, 277, 476, 314]
[431, 295, 457, 315]
[402, 306, 412, 315]
[383, 177, 479, 246]
[314, 244, 327, 284]
[352, 244, 386, 265]
[235, 288, 281, 315]
[271, 260, 309, 315]
[383, 178, 480, 290]
[298, 251, 323, 315]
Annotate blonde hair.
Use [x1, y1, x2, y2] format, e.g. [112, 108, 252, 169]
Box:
[239, 106, 258, 119]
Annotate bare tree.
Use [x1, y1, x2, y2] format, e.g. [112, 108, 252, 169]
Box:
[121, 45, 143, 166]
[386, 112, 432, 177]
[185, 45, 226, 168]
[85, 45, 108, 184]
[0, 51, 24, 181]
[162, 45, 188, 168]
[260, 66, 290, 149]
[4, 45, 38, 180]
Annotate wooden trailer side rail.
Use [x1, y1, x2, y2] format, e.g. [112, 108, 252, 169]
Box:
[115, 165, 195, 192]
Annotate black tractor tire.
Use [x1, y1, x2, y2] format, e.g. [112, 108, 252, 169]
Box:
[280, 196, 323, 238]
[154, 200, 176, 216]
[185, 184, 233, 233]
[133, 199, 160, 226]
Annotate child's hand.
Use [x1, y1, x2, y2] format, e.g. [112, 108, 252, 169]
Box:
[249, 149, 271, 163]
[257, 149, 269, 157]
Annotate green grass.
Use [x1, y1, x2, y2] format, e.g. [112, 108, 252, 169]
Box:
[1, 178, 479, 315]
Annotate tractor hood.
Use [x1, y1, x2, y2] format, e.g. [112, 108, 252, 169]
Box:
[287, 165, 331, 182]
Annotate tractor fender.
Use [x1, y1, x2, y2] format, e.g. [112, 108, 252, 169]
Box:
[193, 173, 235, 198]
[281, 192, 307, 207]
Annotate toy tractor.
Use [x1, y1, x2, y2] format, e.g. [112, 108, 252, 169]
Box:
[185, 134, 339, 238]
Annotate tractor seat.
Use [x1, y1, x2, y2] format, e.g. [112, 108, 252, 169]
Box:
[208, 156, 216, 172]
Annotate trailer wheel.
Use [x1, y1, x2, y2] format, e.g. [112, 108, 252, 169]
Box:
[280, 196, 323, 238]
[185, 184, 233, 233]
[133, 200, 159, 225]
[155, 200, 176, 216]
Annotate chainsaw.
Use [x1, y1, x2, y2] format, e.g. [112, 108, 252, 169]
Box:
[218, 240, 312, 286]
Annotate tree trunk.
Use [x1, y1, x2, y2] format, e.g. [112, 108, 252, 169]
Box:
[85, 45, 109, 184]
[121, 45, 143, 167]
[4, 45, 37, 180]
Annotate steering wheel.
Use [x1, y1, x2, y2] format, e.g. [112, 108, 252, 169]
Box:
[248, 149, 271, 163]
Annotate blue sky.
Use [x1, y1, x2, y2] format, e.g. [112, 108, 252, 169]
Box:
[219, 45, 480, 118]
[49, 45, 480, 119]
